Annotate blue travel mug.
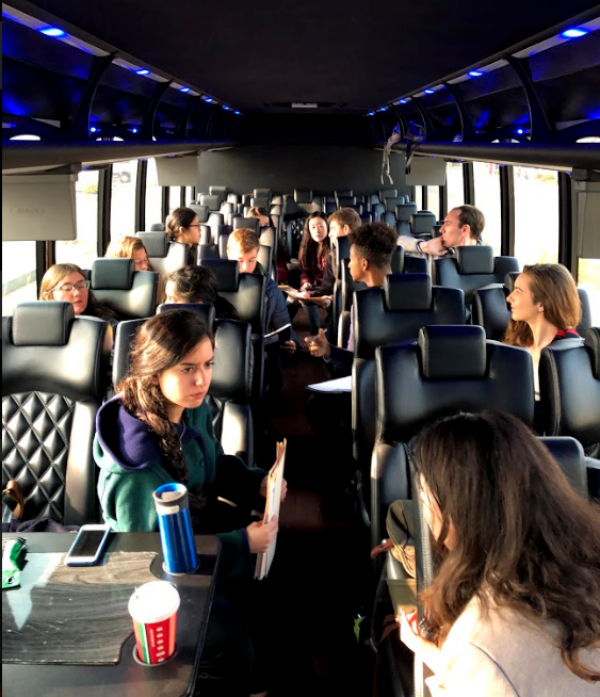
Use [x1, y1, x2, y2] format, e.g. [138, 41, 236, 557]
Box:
[153, 483, 198, 574]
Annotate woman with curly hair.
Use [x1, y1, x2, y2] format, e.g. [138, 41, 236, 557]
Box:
[400, 411, 600, 695]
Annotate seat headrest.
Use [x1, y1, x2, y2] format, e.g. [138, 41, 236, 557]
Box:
[419, 325, 487, 379]
[396, 203, 418, 221]
[209, 186, 227, 197]
[294, 190, 313, 204]
[504, 271, 520, 292]
[150, 223, 165, 231]
[336, 236, 351, 261]
[199, 259, 240, 292]
[456, 246, 494, 274]
[586, 327, 600, 379]
[411, 211, 436, 234]
[91, 258, 134, 290]
[254, 188, 272, 199]
[232, 217, 259, 233]
[391, 246, 405, 273]
[137, 231, 169, 258]
[12, 301, 75, 346]
[386, 274, 432, 311]
[211, 319, 252, 402]
[157, 303, 216, 328]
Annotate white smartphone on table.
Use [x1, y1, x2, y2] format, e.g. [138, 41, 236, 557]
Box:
[64, 523, 112, 567]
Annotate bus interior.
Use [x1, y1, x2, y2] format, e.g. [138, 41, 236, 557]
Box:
[2, 0, 600, 695]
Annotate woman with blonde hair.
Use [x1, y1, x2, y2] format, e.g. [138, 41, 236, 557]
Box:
[40, 263, 119, 322]
[105, 236, 152, 271]
[400, 411, 600, 695]
[504, 263, 581, 400]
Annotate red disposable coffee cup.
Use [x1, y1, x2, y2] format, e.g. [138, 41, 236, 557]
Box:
[129, 581, 180, 664]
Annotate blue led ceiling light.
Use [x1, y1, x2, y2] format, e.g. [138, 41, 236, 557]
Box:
[424, 89, 435, 95]
[202, 97, 214, 103]
[233, 111, 241, 115]
[398, 99, 409, 104]
[179, 87, 191, 93]
[378, 106, 389, 112]
[366, 111, 375, 116]
[468, 70, 484, 77]
[516, 128, 524, 135]
[89, 126, 99, 133]
[40, 27, 66, 37]
[131, 128, 139, 134]
[560, 28, 589, 38]
[222, 105, 231, 111]
[135, 68, 151, 76]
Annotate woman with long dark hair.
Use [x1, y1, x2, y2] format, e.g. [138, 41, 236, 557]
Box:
[94, 309, 287, 696]
[400, 411, 600, 695]
[289, 212, 331, 335]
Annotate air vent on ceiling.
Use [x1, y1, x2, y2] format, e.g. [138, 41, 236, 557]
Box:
[269, 102, 337, 109]
[292, 102, 318, 109]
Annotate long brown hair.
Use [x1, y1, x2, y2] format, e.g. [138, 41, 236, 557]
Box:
[504, 264, 581, 347]
[118, 309, 214, 482]
[298, 212, 330, 275]
[414, 411, 600, 682]
[39, 263, 119, 321]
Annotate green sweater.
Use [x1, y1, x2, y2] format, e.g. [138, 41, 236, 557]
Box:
[94, 398, 266, 582]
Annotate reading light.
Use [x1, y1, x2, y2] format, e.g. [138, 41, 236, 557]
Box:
[131, 128, 139, 134]
[424, 89, 435, 95]
[234, 111, 241, 115]
[378, 106, 389, 112]
[399, 99, 409, 104]
[89, 126, 99, 133]
[366, 112, 376, 117]
[468, 70, 484, 77]
[560, 28, 589, 38]
[202, 97, 214, 103]
[516, 128, 524, 135]
[179, 87, 191, 93]
[135, 69, 151, 76]
[40, 27, 66, 37]
[222, 105, 231, 111]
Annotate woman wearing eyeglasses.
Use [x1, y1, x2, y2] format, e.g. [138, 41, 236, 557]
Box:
[40, 263, 120, 322]
[166, 207, 203, 261]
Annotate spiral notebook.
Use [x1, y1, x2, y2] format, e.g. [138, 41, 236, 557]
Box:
[255, 439, 287, 580]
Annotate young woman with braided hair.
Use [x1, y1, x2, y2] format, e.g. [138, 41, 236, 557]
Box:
[94, 308, 286, 696]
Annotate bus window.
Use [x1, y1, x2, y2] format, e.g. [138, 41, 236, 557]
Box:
[578, 259, 600, 325]
[2, 241, 37, 314]
[186, 186, 195, 205]
[446, 162, 463, 212]
[514, 167, 559, 266]
[427, 186, 440, 221]
[146, 159, 163, 229]
[474, 162, 501, 256]
[56, 170, 99, 269]
[169, 187, 183, 214]
[414, 185, 423, 210]
[110, 160, 138, 238]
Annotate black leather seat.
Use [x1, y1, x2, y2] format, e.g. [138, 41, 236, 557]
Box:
[209, 186, 227, 205]
[199, 259, 266, 400]
[200, 194, 221, 212]
[371, 324, 534, 548]
[385, 196, 407, 214]
[2, 302, 110, 525]
[136, 232, 192, 275]
[539, 327, 600, 495]
[227, 193, 241, 205]
[410, 211, 436, 240]
[253, 188, 272, 200]
[473, 280, 592, 340]
[354, 280, 467, 522]
[113, 306, 255, 464]
[379, 188, 398, 202]
[219, 202, 236, 226]
[150, 222, 165, 231]
[187, 204, 210, 223]
[91, 259, 158, 319]
[436, 246, 520, 310]
[259, 227, 276, 250]
[231, 216, 260, 233]
[372, 203, 385, 222]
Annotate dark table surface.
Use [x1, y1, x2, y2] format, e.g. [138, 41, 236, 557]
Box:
[2, 532, 220, 697]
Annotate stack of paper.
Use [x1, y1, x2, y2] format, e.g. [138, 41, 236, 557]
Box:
[255, 439, 287, 580]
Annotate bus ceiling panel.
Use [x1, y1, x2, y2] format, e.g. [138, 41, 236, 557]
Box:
[394, 143, 600, 172]
[1, 142, 227, 174]
[3, 15, 94, 80]
[529, 31, 600, 82]
[3, 58, 85, 124]
[13, 0, 600, 113]
[541, 69, 600, 125]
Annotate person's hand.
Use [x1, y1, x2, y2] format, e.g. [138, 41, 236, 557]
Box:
[300, 282, 312, 291]
[260, 476, 289, 503]
[311, 296, 332, 308]
[419, 237, 447, 257]
[246, 517, 278, 553]
[305, 328, 330, 358]
[281, 340, 296, 354]
[398, 610, 443, 674]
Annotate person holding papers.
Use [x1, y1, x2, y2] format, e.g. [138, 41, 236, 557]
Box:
[227, 228, 298, 392]
[305, 223, 398, 514]
[94, 309, 287, 697]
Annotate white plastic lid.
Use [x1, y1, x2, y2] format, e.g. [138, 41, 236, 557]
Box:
[128, 581, 181, 624]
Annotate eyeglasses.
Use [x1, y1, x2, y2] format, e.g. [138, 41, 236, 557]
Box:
[53, 280, 90, 293]
[188, 224, 201, 228]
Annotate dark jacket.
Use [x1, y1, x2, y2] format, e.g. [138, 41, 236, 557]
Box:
[255, 261, 295, 345]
